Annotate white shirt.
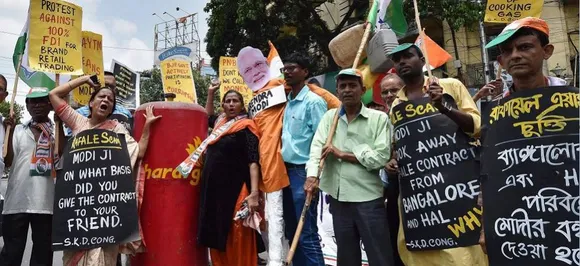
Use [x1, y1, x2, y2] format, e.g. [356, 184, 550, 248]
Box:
[2, 121, 55, 214]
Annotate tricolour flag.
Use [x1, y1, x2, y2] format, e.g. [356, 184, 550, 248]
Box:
[415, 33, 452, 71]
[267, 41, 284, 80]
[368, 0, 408, 37]
[13, 17, 69, 90]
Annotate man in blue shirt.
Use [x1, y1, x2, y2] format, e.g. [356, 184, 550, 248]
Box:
[281, 53, 326, 266]
[65, 71, 132, 136]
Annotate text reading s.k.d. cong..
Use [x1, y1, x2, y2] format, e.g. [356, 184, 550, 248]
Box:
[52, 129, 138, 251]
[28, 0, 83, 75]
[482, 86, 580, 266]
[391, 95, 481, 251]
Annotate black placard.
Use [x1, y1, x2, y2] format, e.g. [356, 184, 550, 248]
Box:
[109, 114, 133, 136]
[52, 129, 138, 251]
[112, 60, 137, 109]
[481, 86, 580, 266]
[391, 95, 481, 251]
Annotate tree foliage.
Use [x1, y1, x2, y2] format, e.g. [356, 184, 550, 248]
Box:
[139, 67, 216, 107]
[204, 0, 368, 75]
[404, 0, 485, 32]
[0, 101, 25, 124]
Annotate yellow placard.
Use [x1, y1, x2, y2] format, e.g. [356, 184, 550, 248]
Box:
[218, 57, 253, 108]
[484, 0, 543, 23]
[28, 0, 83, 75]
[160, 59, 198, 103]
[73, 31, 104, 106]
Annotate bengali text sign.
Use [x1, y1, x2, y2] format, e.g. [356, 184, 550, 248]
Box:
[481, 86, 580, 266]
[484, 0, 543, 23]
[52, 129, 138, 251]
[73, 31, 104, 106]
[391, 95, 481, 251]
[111, 60, 138, 109]
[28, 0, 83, 74]
[160, 59, 198, 103]
[219, 57, 252, 107]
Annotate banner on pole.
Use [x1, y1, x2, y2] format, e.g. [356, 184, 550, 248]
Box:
[28, 0, 83, 75]
[73, 31, 104, 106]
[111, 60, 139, 109]
[160, 59, 198, 103]
[218, 57, 252, 108]
[484, 0, 543, 23]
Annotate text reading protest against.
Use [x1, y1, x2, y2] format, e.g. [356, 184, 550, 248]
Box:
[28, 0, 83, 75]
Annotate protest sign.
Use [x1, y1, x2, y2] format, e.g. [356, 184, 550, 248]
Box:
[218, 57, 253, 107]
[28, 0, 83, 75]
[481, 86, 579, 266]
[111, 59, 139, 109]
[160, 59, 198, 103]
[484, 0, 543, 23]
[154, 43, 198, 66]
[52, 129, 138, 251]
[391, 96, 481, 251]
[73, 31, 104, 106]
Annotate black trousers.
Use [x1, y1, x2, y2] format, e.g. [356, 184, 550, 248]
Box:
[384, 176, 405, 266]
[0, 213, 53, 266]
[329, 197, 394, 266]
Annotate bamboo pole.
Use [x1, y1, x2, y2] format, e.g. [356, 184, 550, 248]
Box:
[3, 54, 23, 158]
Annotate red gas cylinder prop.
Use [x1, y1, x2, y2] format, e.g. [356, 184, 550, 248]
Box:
[131, 101, 208, 266]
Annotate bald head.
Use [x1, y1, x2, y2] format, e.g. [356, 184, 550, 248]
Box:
[380, 73, 404, 108]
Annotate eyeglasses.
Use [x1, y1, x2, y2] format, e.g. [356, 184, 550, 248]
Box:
[280, 65, 299, 73]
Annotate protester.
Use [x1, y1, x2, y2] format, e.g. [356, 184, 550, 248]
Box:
[49, 75, 160, 266]
[380, 73, 404, 112]
[305, 69, 393, 265]
[196, 84, 261, 266]
[0, 74, 8, 176]
[65, 71, 133, 136]
[386, 43, 484, 266]
[280, 53, 326, 266]
[476, 16, 568, 253]
[235, 46, 339, 266]
[379, 72, 405, 266]
[0, 88, 59, 266]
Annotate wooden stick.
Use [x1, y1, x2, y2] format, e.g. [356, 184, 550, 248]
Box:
[287, 10, 371, 266]
[352, 23, 372, 69]
[412, 0, 433, 80]
[3, 54, 23, 158]
[54, 74, 62, 155]
[496, 65, 503, 80]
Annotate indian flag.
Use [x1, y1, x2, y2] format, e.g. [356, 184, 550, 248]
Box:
[13, 17, 69, 90]
[368, 0, 407, 37]
[267, 41, 284, 80]
[415, 33, 452, 71]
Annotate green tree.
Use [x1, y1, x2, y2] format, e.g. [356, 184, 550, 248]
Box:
[404, 0, 485, 80]
[139, 67, 218, 107]
[204, 0, 368, 75]
[0, 101, 25, 124]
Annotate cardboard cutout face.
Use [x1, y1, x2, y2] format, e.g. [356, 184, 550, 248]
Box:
[237, 47, 270, 92]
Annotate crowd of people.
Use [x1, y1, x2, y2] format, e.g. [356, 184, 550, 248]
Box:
[0, 16, 575, 266]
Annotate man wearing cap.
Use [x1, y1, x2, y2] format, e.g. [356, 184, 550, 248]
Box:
[305, 69, 393, 265]
[0, 88, 56, 265]
[387, 43, 484, 266]
[477, 17, 568, 253]
[65, 71, 132, 136]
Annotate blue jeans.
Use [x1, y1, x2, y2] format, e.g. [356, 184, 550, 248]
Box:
[283, 166, 325, 266]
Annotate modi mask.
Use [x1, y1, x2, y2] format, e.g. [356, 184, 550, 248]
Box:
[237, 46, 270, 92]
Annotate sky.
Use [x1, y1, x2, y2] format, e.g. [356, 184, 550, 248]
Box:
[0, 0, 211, 120]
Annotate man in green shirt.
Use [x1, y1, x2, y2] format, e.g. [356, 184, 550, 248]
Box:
[305, 68, 393, 265]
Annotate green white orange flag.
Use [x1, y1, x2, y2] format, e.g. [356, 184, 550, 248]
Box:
[368, 0, 408, 37]
[13, 17, 69, 90]
[415, 33, 452, 71]
[267, 41, 284, 80]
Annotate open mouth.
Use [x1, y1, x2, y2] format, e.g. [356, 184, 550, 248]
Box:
[99, 103, 108, 111]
